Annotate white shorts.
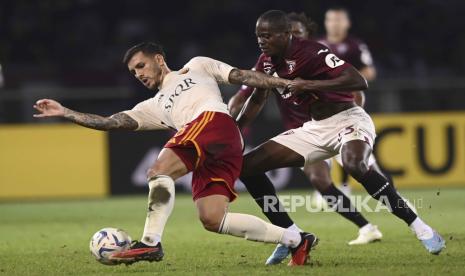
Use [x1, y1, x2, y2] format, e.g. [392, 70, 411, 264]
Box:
[271, 107, 376, 167]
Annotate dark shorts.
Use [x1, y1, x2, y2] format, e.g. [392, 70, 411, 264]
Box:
[164, 111, 243, 201]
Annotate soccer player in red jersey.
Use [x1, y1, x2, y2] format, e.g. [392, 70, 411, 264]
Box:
[33, 42, 318, 265]
[229, 11, 382, 250]
[235, 10, 445, 264]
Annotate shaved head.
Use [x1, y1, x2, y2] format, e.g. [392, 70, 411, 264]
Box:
[257, 10, 290, 33]
[255, 10, 291, 57]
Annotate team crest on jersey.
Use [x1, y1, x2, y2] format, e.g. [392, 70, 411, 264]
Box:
[285, 60, 296, 73]
[263, 61, 273, 75]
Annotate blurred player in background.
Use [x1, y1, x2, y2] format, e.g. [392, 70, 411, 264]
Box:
[315, 6, 377, 200]
[0, 64, 4, 122]
[0, 64, 4, 88]
[229, 11, 382, 253]
[33, 42, 318, 266]
[236, 10, 445, 265]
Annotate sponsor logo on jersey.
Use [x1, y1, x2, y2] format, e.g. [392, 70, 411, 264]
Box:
[325, 54, 345, 68]
[163, 78, 197, 111]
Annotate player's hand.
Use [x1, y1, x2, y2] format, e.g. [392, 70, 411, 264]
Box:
[287, 78, 307, 96]
[33, 99, 66, 118]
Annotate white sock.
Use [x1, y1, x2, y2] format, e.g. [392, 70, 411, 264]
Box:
[219, 212, 301, 247]
[339, 184, 352, 196]
[409, 217, 434, 240]
[359, 223, 373, 232]
[281, 229, 302, 248]
[141, 175, 175, 246]
[287, 223, 302, 233]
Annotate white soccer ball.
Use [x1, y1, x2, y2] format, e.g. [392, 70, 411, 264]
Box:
[89, 227, 132, 265]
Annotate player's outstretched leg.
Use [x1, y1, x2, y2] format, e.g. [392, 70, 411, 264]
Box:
[111, 148, 189, 264]
[303, 161, 382, 245]
[240, 140, 308, 264]
[341, 140, 446, 254]
[195, 192, 318, 266]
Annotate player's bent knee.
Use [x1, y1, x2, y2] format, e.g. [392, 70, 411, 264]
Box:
[199, 211, 224, 232]
[146, 161, 185, 180]
[308, 173, 332, 190]
[343, 158, 369, 179]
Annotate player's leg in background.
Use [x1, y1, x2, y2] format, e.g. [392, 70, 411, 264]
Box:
[240, 140, 304, 230]
[341, 140, 445, 253]
[303, 161, 381, 244]
[338, 164, 352, 196]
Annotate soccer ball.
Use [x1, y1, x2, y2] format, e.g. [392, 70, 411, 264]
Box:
[89, 227, 132, 265]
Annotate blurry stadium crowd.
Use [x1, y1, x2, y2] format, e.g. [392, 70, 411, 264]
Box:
[0, 0, 464, 122]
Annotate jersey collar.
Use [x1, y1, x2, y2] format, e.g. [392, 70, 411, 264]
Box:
[159, 70, 177, 89]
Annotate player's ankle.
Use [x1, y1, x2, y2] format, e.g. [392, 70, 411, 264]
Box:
[409, 217, 433, 240]
[141, 235, 161, 246]
[281, 229, 302, 248]
[287, 223, 302, 233]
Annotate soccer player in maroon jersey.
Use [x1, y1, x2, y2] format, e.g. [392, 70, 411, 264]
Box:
[236, 10, 445, 264]
[228, 11, 382, 251]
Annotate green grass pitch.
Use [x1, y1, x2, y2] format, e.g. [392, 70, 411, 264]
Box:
[1, 188, 464, 275]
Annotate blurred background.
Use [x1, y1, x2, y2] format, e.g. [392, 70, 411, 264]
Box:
[1, 0, 465, 199]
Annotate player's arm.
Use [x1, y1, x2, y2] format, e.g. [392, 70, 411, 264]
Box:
[352, 91, 366, 107]
[236, 88, 270, 129]
[357, 42, 376, 82]
[228, 92, 248, 119]
[183, 56, 288, 89]
[228, 84, 256, 119]
[359, 66, 376, 82]
[33, 99, 138, 131]
[228, 69, 290, 90]
[287, 66, 368, 95]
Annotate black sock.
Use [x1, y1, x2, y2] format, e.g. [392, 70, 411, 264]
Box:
[320, 184, 368, 228]
[240, 173, 294, 228]
[355, 169, 417, 225]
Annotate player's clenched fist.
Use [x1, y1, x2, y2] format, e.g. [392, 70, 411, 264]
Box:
[286, 78, 308, 96]
[33, 99, 66, 117]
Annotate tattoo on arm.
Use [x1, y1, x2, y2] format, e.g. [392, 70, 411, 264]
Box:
[63, 109, 138, 131]
[229, 69, 290, 89]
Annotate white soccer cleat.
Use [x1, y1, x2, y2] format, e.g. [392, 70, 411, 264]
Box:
[348, 224, 383, 245]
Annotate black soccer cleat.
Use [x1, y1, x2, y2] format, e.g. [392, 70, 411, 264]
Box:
[110, 240, 164, 265]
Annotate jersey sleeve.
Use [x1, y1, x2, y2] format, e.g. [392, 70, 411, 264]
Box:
[306, 44, 351, 78]
[122, 98, 169, 131]
[183, 56, 235, 84]
[358, 43, 374, 67]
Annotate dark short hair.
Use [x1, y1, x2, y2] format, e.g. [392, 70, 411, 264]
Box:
[258, 10, 290, 32]
[123, 42, 166, 65]
[287, 12, 318, 37]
